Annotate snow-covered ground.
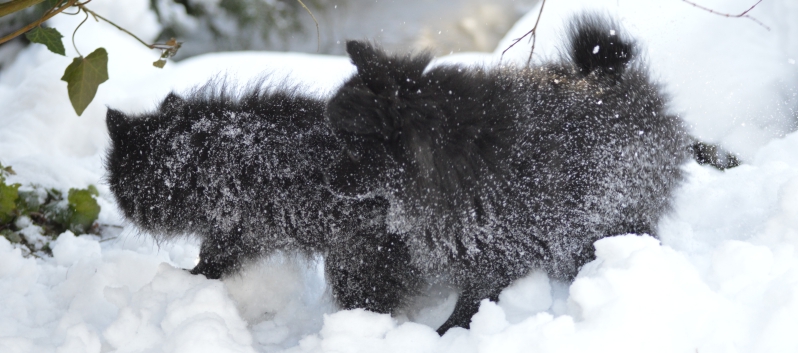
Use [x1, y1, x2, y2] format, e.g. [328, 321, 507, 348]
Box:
[1, 1, 798, 352]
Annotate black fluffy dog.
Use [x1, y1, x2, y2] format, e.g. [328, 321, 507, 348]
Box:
[325, 14, 689, 333]
[105, 84, 419, 314]
[107, 13, 736, 336]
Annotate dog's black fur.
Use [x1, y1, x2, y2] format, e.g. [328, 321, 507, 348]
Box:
[106, 13, 737, 336]
[325, 13, 689, 333]
[105, 83, 421, 314]
[688, 142, 740, 170]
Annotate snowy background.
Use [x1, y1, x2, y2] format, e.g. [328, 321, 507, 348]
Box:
[2, 0, 798, 352]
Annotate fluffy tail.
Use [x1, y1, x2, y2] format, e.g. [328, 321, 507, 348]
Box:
[567, 13, 634, 78]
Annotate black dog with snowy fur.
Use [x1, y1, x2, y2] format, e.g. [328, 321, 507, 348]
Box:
[325, 13, 689, 333]
[105, 84, 419, 314]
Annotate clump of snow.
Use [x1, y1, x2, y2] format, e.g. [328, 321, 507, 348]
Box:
[496, 270, 553, 324]
[104, 264, 254, 353]
[2, 0, 798, 352]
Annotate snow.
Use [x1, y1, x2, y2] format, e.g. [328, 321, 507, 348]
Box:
[1, 0, 798, 352]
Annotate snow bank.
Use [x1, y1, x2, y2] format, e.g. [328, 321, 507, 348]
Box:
[2, 0, 798, 352]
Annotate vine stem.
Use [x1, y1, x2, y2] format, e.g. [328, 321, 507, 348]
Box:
[71, 9, 89, 56]
[0, 0, 46, 17]
[0, 0, 78, 45]
[77, 5, 155, 49]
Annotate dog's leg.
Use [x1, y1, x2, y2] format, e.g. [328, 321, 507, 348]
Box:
[190, 227, 256, 279]
[326, 231, 420, 314]
[435, 278, 509, 335]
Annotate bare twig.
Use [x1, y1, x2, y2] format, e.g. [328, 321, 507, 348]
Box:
[500, 0, 546, 66]
[78, 5, 153, 49]
[296, 0, 320, 52]
[0, 0, 46, 18]
[26, 248, 44, 259]
[77, 5, 181, 61]
[681, 0, 770, 31]
[0, 0, 78, 45]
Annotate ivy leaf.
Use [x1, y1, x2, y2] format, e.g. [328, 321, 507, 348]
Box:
[67, 188, 100, 234]
[87, 184, 99, 197]
[25, 26, 65, 56]
[153, 38, 181, 68]
[17, 188, 46, 214]
[0, 181, 20, 225]
[0, 162, 14, 181]
[1, 230, 21, 244]
[61, 48, 109, 116]
[42, 199, 70, 228]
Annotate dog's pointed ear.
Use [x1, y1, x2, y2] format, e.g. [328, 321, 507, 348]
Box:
[159, 92, 185, 111]
[346, 40, 394, 94]
[106, 108, 129, 141]
[346, 40, 433, 94]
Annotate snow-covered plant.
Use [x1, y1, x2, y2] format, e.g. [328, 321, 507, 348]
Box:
[0, 162, 101, 256]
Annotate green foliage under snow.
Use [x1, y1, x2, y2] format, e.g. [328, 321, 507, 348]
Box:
[0, 162, 101, 256]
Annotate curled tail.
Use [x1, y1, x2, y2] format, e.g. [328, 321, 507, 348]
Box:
[567, 13, 634, 79]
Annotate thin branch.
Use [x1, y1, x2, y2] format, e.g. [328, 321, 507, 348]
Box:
[25, 248, 44, 260]
[500, 0, 546, 66]
[0, 0, 78, 45]
[0, 0, 46, 17]
[1, 0, 179, 66]
[296, 0, 320, 52]
[77, 4, 181, 65]
[60, 7, 81, 15]
[681, 0, 769, 31]
[78, 5, 153, 48]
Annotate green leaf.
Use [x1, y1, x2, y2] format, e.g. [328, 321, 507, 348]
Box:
[0, 162, 13, 182]
[0, 181, 20, 225]
[61, 48, 109, 116]
[67, 188, 100, 234]
[43, 199, 70, 228]
[48, 188, 62, 199]
[25, 26, 65, 56]
[153, 59, 167, 68]
[87, 184, 99, 197]
[1, 230, 21, 244]
[17, 190, 42, 213]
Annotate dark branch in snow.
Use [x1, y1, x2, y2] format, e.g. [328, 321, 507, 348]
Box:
[500, 0, 546, 66]
[681, 0, 770, 31]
